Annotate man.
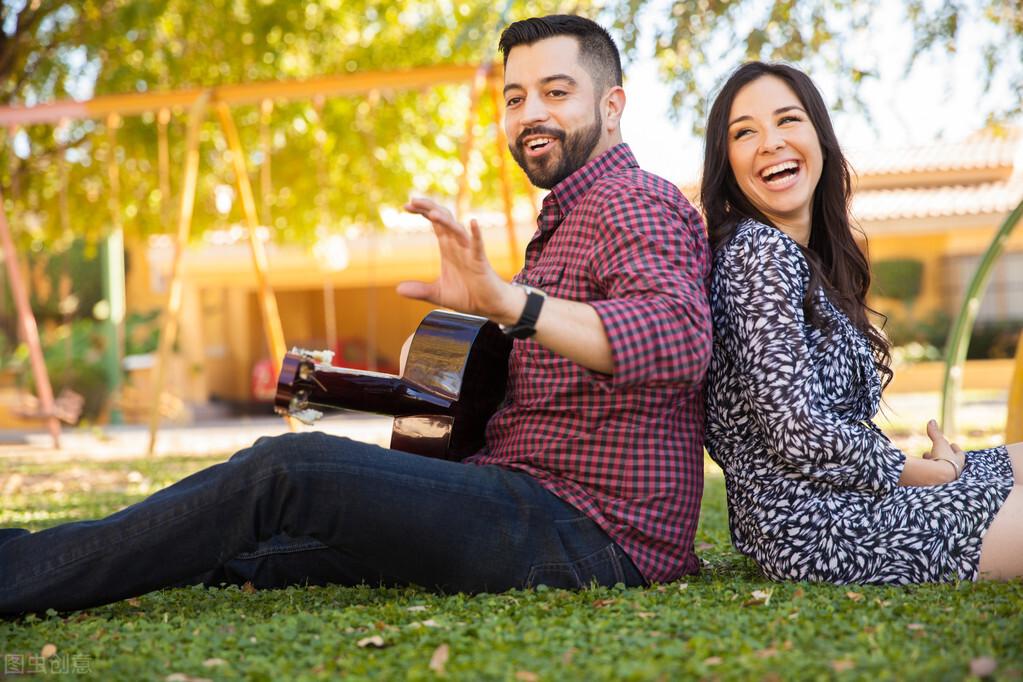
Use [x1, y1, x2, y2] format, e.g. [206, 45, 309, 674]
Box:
[0, 15, 710, 616]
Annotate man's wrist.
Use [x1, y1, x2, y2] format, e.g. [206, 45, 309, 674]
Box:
[495, 284, 529, 327]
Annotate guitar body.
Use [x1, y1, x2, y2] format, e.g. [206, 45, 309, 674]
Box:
[275, 310, 512, 460]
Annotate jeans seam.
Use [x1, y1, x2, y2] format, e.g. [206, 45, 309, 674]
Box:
[232, 539, 326, 560]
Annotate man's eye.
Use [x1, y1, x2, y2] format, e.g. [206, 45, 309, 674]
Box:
[547, 90, 566, 97]
[506, 96, 522, 107]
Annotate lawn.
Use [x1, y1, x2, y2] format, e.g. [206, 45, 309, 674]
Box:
[1, 452, 1021, 680]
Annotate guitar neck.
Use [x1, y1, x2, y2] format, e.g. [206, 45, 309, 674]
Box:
[276, 354, 454, 418]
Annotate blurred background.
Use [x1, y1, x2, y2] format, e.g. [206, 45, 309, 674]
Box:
[0, 0, 1020, 450]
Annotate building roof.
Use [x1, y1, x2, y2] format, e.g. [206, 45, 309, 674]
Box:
[850, 127, 1023, 224]
[847, 128, 1021, 177]
[852, 174, 1023, 223]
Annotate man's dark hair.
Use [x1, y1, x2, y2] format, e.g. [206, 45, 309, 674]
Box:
[498, 15, 622, 93]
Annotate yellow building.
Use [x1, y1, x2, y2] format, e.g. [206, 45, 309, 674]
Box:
[126, 128, 1023, 415]
[850, 128, 1023, 392]
[852, 128, 1023, 321]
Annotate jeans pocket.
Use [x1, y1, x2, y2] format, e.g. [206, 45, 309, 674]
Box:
[525, 544, 630, 589]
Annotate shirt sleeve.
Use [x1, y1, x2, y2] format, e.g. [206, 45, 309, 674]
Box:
[716, 225, 905, 495]
[587, 187, 712, 390]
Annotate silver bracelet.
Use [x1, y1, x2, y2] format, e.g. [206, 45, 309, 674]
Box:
[934, 456, 961, 480]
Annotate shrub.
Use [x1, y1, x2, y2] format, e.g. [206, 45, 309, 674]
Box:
[871, 258, 924, 305]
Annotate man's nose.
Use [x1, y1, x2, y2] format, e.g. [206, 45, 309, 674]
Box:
[520, 95, 550, 126]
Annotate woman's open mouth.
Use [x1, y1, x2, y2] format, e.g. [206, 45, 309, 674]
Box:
[759, 160, 801, 189]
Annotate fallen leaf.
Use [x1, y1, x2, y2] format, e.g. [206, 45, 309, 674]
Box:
[165, 675, 211, 682]
[846, 591, 863, 602]
[407, 605, 428, 612]
[126, 598, 142, 608]
[561, 647, 578, 665]
[743, 588, 773, 607]
[787, 610, 800, 620]
[429, 644, 449, 674]
[697, 542, 714, 551]
[40, 644, 57, 659]
[906, 623, 925, 631]
[357, 635, 386, 648]
[636, 611, 656, 619]
[704, 656, 723, 666]
[970, 657, 998, 677]
[409, 619, 441, 629]
[756, 647, 778, 659]
[241, 581, 256, 594]
[791, 587, 805, 599]
[202, 658, 227, 668]
[831, 658, 855, 672]
[514, 671, 539, 682]
[592, 598, 617, 608]
[677, 582, 688, 591]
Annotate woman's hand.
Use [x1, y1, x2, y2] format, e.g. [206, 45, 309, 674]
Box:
[922, 419, 965, 482]
[897, 420, 966, 486]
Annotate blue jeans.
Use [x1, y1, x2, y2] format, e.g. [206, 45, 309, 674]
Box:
[0, 432, 643, 615]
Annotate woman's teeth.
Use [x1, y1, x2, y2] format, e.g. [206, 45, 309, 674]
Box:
[761, 160, 799, 184]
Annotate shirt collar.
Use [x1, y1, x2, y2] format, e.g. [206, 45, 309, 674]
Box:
[542, 143, 638, 223]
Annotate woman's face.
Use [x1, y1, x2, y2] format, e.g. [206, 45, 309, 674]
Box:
[726, 75, 824, 240]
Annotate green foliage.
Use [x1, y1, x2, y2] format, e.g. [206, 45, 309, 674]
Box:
[10, 310, 161, 421]
[871, 258, 924, 305]
[967, 321, 1022, 360]
[0, 0, 590, 249]
[882, 308, 949, 355]
[2, 456, 1021, 680]
[605, 0, 1023, 133]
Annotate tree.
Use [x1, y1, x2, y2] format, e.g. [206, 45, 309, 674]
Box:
[606, 0, 1023, 132]
[0, 0, 589, 249]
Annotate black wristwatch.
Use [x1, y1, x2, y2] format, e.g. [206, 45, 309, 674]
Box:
[501, 284, 547, 339]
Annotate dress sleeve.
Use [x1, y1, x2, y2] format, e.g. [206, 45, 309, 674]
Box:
[716, 225, 905, 495]
[587, 188, 712, 390]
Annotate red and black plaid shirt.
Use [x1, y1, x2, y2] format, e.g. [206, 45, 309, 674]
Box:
[467, 144, 711, 582]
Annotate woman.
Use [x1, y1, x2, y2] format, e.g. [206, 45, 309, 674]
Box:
[701, 61, 1022, 584]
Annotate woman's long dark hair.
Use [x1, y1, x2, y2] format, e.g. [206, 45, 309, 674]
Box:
[700, 61, 892, 390]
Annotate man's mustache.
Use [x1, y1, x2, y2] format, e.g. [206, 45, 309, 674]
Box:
[515, 126, 566, 148]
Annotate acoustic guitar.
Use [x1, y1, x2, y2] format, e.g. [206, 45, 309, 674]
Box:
[275, 310, 512, 461]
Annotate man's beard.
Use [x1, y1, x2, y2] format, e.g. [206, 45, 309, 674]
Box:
[509, 104, 603, 190]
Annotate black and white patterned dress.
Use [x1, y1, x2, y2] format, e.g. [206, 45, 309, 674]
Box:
[705, 220, 1015, 584]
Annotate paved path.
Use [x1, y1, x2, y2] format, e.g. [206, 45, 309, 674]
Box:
[0, 414, 394, 463]
[0, 391, 1008, 464]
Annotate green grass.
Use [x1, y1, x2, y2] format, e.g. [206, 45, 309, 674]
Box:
[2, 454, 1021, 680]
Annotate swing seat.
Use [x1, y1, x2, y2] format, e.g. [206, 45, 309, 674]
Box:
[14, 388, 84, 425]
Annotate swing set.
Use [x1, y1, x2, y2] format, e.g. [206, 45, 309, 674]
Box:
[0, 62, 523, 453]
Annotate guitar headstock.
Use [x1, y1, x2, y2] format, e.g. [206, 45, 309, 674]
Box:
[274, 349, 332, 424]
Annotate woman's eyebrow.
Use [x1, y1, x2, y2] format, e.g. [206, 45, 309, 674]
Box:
[728, 105, 807, 127]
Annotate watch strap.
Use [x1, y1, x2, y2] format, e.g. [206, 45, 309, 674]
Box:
[502, 285, 546, 339]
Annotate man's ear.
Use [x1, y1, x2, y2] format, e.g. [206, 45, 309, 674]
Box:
[603, 85, 626, 133]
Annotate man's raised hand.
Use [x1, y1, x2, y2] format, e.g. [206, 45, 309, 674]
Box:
[397, 197, 524, 325]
